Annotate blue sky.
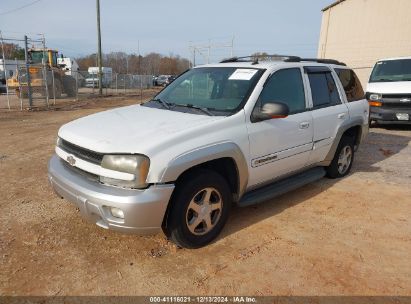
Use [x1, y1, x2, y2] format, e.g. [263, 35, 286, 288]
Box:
[0, 0, 333, 63]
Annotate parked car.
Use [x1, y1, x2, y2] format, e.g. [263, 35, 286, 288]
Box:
[367, 57, 411, 125]
[164, 75, 176, 86]
[48, 55, 369, 248]
[85, 67, 113, 88]
[155, 75, 169, 86]
[152, 75, 158, 86]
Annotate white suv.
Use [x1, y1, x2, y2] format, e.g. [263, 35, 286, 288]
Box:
[48, 55, 369, 248]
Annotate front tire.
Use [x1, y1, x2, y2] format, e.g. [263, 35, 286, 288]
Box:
[166, 170, 232, 249]
[326, 136, 355, 178]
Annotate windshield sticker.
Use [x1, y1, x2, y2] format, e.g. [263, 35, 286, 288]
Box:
[229, 69, 258, 80]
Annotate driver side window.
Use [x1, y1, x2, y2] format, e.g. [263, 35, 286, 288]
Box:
[259, 68, 306, 114]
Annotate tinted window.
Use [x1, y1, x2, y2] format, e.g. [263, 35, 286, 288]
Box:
[308, 72, 341, 107]
[259, 68, 306, 114]
[335, 68, 364, 102]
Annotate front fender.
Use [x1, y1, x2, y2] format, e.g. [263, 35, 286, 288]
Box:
[159, 142, 249, 197]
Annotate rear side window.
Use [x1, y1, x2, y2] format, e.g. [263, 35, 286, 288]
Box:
[335, 68, 364, 102]
[307, 71, 341, 108]
[259, 68, 306, 114]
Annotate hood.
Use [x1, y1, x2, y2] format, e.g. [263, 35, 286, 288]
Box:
[58, 104, 223, 155]
[366, 81, 411, 94]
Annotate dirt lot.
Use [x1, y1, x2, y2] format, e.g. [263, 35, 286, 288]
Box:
[0, 96, 410, 296]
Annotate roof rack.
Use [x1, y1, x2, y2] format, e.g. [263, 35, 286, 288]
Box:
[220, 55, 346, 66]
[220, 54, 300, 65]
[300, 58, 346, 66]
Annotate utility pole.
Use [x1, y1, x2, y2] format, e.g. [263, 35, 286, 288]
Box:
[0, 31, 11, 110]
[24, 35, 33, 108]
[96, 0, 103, 95]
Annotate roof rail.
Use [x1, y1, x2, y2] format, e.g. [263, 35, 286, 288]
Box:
[220, 54, 301, 64]
[300, 58, 346, 66]
[220, 55, 346, 66]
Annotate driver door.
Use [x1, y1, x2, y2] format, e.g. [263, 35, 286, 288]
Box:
[246, 67, 313, 189]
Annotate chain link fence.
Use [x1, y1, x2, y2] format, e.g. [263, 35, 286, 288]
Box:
[0, 65, 155, 110]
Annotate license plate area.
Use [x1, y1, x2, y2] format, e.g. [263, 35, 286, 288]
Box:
[396, 113, 409, 121]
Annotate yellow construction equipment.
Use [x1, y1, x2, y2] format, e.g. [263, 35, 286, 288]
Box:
[7, 48, 76, 98]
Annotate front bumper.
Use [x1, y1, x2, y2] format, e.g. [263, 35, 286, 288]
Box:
[370, 106, 411, 124]
[85, 83, 98, 88]
[48, 154, 175, 234]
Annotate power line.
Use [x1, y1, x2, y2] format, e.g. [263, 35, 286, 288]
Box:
[0, 0, 42, 16]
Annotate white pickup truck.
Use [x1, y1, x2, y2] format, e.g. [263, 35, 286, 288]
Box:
[48, 55, 369, 248]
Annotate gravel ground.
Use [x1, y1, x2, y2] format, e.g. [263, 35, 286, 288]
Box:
[0, 98, 410, 296]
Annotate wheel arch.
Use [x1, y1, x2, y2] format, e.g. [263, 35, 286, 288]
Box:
[160, 142, 248, 199]
[321, 119, 365, 166]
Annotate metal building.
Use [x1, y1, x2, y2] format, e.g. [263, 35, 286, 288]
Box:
[318, 0, 411, 86]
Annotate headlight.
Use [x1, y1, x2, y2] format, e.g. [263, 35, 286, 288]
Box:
[369, 93, 382, 101]
[367, 93, 383, 107]
[100, 154, 150, 189]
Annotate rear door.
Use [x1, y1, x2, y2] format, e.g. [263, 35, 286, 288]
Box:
[304, 66, 349, 164]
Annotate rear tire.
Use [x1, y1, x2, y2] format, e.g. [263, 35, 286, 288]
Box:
[326, 136, 355, 179]
[166, 169, 232, 249]
[369, 119, 379, 128]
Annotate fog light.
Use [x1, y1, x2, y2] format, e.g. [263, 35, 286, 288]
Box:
[110, 207, 124, 219]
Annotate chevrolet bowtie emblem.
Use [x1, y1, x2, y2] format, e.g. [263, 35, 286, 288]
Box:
[67, 155, 76, 166]
[400, 98, 410, 102]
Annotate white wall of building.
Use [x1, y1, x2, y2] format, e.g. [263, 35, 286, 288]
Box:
[318, 0, 411, 86]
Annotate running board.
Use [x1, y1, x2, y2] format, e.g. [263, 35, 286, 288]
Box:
[238, 167, 326, 207]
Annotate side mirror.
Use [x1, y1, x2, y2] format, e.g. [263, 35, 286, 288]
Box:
[252, 102, 289, 122]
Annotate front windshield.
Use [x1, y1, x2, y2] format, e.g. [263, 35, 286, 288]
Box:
[152, 67, 263, 114]
[370, 59, 411, 82]
[87, 72, 98, 78]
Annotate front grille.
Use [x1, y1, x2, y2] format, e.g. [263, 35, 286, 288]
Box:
[382, 94, 411, 99]
[381, 94, 411, 109]
[382, 102, 411, 109]
[59, 139, 103, 165]
[61, 159, 99, 182]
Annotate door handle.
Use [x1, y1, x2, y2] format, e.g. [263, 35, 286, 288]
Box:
[338, 113, 347, 119]
[299, 122, 310, 129]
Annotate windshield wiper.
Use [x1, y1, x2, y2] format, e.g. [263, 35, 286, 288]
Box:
[150, 98, 174, 109]
[374, 78, 395, 82]
[177, 104, 214, 116]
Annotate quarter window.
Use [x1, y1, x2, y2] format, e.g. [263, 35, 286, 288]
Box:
[259, 68, 306, 114]
[335, 68, 364, 102]
[307, 71, 341, 107]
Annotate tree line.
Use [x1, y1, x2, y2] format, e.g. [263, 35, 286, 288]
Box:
[0, 43, 25, 60]
[1, 43, 191, 76]
[76, 52, 191, 76]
